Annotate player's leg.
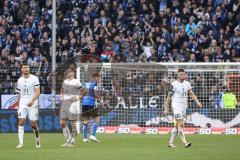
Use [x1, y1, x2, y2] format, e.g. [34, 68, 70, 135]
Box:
[82, 106, 89, 142]
[29, 107, 41, 148]
[60, 102, 71, 146]
[168, 108, 179, 147]
[60, 119, 72, 146]
[68, 102, 79, 145]
[91, 116, 99, 137]
[89, 108, 100, 143]
[82, 117, 89, 142]
[31, 121, 40, 148]
[168, 119, 178, 148]
[16, 107, 27, 148]
[69, 120, 77, 145]
[178, 120, 191, 147]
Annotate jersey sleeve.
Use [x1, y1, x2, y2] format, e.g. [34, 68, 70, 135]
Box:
[62, 80, 66, 88]
[34, 77, 40, 88]
[61, 80, 66, 92]
[15, 79, 21, 93]
[187, 81, 192, 91]
[77, 81, 82, 88]
[169, 82, 175, 93]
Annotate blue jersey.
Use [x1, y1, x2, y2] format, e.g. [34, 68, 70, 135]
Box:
[82, 80, 97, 106]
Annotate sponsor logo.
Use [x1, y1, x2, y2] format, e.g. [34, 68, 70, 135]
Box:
[146, 128, 158, 134]
[199, 128, 212, 134]
[225, 128, 237, 135]
[117, 127, 131, 134]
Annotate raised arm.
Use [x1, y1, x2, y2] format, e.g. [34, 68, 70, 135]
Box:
[87, 26, 93, 39]
[140, 35, 145, 47]
[81, 27, 86, 37]
[149, 32, 155, 46]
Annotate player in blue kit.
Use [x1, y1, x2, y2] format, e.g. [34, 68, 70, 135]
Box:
[80, 72, 102, 142]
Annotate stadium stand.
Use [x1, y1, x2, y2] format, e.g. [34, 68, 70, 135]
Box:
[0, 0, 239, 96]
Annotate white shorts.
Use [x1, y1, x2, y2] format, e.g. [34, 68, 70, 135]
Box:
[172, 107, 186, 120]
[18, 106, 39, 121]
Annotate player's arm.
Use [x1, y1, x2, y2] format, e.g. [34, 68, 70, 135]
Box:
[15, 80, 21, 107]
[164, 91, 173, 115]
[17, 93, 21, 104]
[28, 86, 40, 107]
[164, 83, 174, 115]
[94, 90, 102, 103]
[79, 88, 87, 100]
[189, 89, 202, 108]
[60, 80, 66, 101]
[71, 81, 83, 101]
[28, 79, 40, 107]
[60, 85, 64, 99]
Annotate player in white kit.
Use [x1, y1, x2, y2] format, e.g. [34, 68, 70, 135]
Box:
[60, 67, 82, 147]
[164, 68, 202, 148]
[16, 63, 41, 148]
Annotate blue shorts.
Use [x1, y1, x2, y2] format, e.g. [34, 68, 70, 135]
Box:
[82, 105, 98, 118]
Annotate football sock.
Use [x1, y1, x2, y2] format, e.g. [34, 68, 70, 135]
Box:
[91, 123, 98, 136]
[169, 127, 178, 144]
[71, 122, 77, 143]
[83, 124, 88, 139]
[178, 127, 187, 144]
[32, 126, 39, 139]
[18, 126, 24, 145]
[62, 126, 71, 142]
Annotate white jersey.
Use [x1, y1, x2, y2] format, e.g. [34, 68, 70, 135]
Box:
[170, 80, 192, 109]
[16, 74, 40, 108]
[62, 78, 82, 100]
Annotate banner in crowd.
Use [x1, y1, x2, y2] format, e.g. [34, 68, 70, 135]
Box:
[1, 94, 61, 109]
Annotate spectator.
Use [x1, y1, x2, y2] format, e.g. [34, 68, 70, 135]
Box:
[101, 45, 113, 62]
[214, 85, 225, 109]
[223, 89, 238, 109]
[140, 34, 154, 60]
[185, 16, 198, 36]
[213, 46, 224, 62]
[0, 0, 240, 95]
[157, 38, 170, 62]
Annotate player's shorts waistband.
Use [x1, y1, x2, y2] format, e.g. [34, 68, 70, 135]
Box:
[18, 106, 38, 109]
[82, 105, 95, 108]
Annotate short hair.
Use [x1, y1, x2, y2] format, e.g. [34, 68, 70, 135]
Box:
[178, 68, 185, 73]
[21, 63, 29, 67]
[92, 72, 100, 78]
[67, 67, 75, 73]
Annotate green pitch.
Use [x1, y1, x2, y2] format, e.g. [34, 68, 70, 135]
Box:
[0, 133, 239, 160]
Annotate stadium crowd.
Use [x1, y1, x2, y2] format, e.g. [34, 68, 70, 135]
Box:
[0, 0, 240, 95]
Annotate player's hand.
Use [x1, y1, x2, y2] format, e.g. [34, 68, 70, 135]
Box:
[60, 94, 64, 101]
[27, 100, 34, 107]
[197, 102, 203, 108]
[71, 96, 79, 102]
[163, 109, 169, 116]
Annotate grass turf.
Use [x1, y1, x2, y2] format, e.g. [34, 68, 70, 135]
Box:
[0, 133, 239, 160]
